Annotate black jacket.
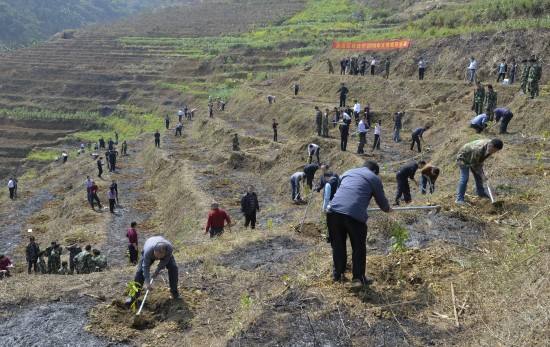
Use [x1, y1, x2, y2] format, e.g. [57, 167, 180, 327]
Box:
[241, 192, 260, 215]
[26, 242, 40, 261]
[304, 164, 319, 179]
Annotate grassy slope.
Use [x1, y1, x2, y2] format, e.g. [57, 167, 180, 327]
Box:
[0, 0, 549, 346]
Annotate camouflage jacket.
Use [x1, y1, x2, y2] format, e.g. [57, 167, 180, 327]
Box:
[521, 64, 531, 81]
[473, 86, 485, 103]
[74, 251, 92, 273]
[528, 64, 542, 82]
[486, 91, 497, 108]
[456, 139, 491, 169]
[91, 255, 107, 272]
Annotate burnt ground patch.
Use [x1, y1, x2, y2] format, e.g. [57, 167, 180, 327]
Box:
[0, 298, 126, 347]
[217, 236, 310, 272]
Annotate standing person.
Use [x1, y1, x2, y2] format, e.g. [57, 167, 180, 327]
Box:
[360, 56, 367, 76]
[125, 236, 179, 305]
[322, 109, 330, 138]
[25, 236, 40, 274]
[370, 56, 377, 75]
[315, 106, 323, 136]
[175, 122, 183, 136]
[7, 178, 15, 200]
[372, 120, 381, 150]
[85, 176, 94, 206]
[340, 58, 346, 75]
[520, 59, 531, 94]
[455, 138, 503, 204]
[509, 58, 517, 84]
[272, 118, 279, 142]
[383, 57, 391, 79]
[290, 171, 306, 203]
[420, 163, 440, 195]
[307, 143, 321, 164]
[353, 100, 361, 126]
[241, 186, 260, 230]
[267, 95, 276, 105]
[154, 130, 161, 148]
[496, 59, 507, 82]
[494, 107, 514, 134]
[418, 57, 426, 80]
[293, 83, 300, 96]
[394, 160, 425, 206]
[470, 113, 489, 133]
[62, 151, 68, 164]
[121, 141, 128, 156]
[327, 59, 334, 74]
[97, 157, 104, 178]
[393, 112, 403, 142]
[99, 137, 105, 149]
[410, 125, 429, 152]
[107, 187, 117, 214]
[472, 81, 486, 116]
[66, 244, 81, 274]
[485, 84, 497, 120]
[467, 57, 478, 84]
[357, 117, 367, 154]
[90, 181, 102, 210]
[528, 56, 542, 99]
[47, 242, 62, 274]
[232, 134, 240, 151]
[165, 115, 170, 130]
[339, 119, 350, 152]
[326, 161, 391, 285]
[205, 202, 232, 238]
[364, 104, 372, 128]
[208, 103, 214, 118]
[108, 139, 114, 151]
[178, 109, 184, 122]
[126, 222, 139, 265]
[108, 150, 118, 172]
[336, 83, 349, 107]
[304, 163, 319, 190]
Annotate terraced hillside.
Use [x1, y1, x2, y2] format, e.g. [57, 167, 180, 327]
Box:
[0, 0, 549, 346]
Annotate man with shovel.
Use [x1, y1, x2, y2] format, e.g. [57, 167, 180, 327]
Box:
[126, 236, 179, 306]
[455, 138, 503, 204]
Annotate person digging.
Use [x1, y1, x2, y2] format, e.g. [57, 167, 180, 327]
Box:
[125, 236, 179, 307]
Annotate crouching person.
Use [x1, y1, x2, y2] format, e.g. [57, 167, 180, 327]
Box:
[126, 236, 179, 305]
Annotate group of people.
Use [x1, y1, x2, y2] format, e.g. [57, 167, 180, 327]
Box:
[85, 176, 119, 213]
[23, 236, 107, 276]
[332, 56, 392, 79]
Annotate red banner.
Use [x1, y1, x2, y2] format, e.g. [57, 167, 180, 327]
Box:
[332, 39, 411, 51]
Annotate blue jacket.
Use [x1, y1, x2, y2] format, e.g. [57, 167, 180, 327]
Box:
[328, 167, 390, 223]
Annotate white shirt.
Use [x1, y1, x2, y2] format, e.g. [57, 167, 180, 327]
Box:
[85, 179, 93, 189]
[7, 180, 15, 188]
[418, 60, 426, 68]
[358, 120, 367, 133]
[178, 110, 183, 116]
[374, 124, 381, 135]
[468, 60, 478, 70]
[342, 112, 351, 122]
[498, 63, 506, 73]
[308, 144, 319, 155]
[371, 59, 376, 66]
[353, 103, 361, 113]
[62, 152, 68, 157]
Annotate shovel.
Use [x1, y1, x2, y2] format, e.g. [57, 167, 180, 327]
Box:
[298, 188, 316, 233]
[136, 278, 154, 316]
[485, 180, 503, 207]
[367, 205, 441, 214]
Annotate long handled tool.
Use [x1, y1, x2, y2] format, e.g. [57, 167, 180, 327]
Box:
[367, 205, 441, 213]
[298, 187, 316, 233]
[136, 278, 154, 316]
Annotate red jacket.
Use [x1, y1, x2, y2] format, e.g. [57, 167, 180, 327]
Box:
[91, 184, 99, 194]
[0, 257, 12, 271]
[126, 228, 138, 245]
[205, 209, 231, 232]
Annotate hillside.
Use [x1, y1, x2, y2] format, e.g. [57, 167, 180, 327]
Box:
[0, 0, 189, 48]
[0, 0, 549, 346]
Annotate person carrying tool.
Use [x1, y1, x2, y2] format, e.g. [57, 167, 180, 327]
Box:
[290, 171, 306, 203]
[455, 138, 503, 204]
[126, 236, 179, 305]
[395, 161, 426, 206]
[470, 113, 489, 133]
[410, 125, 430, 152]
[241, 186, 260, 230]
[326, 161, 391, 286]
[308, 143, 320, 164]
[205, 202, 232, 238]
[420, 163, 440, 194]
[494, 107, 514, 134]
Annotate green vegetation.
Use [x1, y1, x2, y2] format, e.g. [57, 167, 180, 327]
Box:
[71, 113, 163, 142]
[158, 80, 238, 100]
[26, 149, 59, 162]
[390, 222, 409, 252]
[125, 281, 142, 312]
[0, 108, 99, 121]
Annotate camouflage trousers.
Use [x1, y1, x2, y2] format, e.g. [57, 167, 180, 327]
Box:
[528, 80, 539, 98]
